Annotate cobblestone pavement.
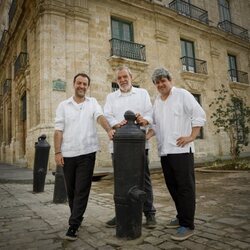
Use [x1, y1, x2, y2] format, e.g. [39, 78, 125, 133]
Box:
[0, 169, 249, 250]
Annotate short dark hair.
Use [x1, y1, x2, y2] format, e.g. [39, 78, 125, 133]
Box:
[151, 67, 172, 84]
[73, 73, 91, 85]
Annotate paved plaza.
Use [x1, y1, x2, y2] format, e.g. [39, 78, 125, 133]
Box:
[0, 163, 249, 249]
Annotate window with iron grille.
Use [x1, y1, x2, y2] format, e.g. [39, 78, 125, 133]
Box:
[192, 93, 204, 139]
[181, 39, 195, 72]
[111, 17, 133, 42]
[228, 54, 237, 82]
[218, 0, 231, 22]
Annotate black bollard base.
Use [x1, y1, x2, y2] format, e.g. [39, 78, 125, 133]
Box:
[115, 202, 143, 240]
[53, 166, 67, 203]
[33, 172, 46, 193]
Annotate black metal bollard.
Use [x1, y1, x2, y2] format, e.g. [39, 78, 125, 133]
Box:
[53, 165, 67, 203]
[33, 134, 50, 193]
[113, 110, 147, 239]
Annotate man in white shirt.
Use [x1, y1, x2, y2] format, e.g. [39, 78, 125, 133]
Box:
[54, 73, 115, 241]
[147, 67, 206, 241]
[104, 66, 157, 228]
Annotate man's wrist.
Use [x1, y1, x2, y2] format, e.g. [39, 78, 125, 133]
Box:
[55, 151, 61, 155]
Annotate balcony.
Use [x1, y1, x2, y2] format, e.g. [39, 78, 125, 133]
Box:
[181, 56, 207, 74]
[228, 69, 249, 84]
[14, 52, 28, 77]
[110, 38, 146, 61]
[8, 0, 17, 24]
[218, 20, 249, 41]
[3, 79, 12, 95]
[169, 0, 208, 24]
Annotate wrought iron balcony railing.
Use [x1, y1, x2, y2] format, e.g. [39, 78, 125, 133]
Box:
[8, 0, 17, 24]
[180, 56, 207, 74]
[169, 0, 208, 24]
[0, 30, 8, 53]
[14, 52, 28, 77]
[218, 20, 249, 41]
[228, 69, 249, 84]
[3, 79, 12, 95]
[110, 38, 146, 61]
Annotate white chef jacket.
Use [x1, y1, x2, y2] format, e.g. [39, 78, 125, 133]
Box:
[55, 96, 103, 157]
[152, 87, 206, 156]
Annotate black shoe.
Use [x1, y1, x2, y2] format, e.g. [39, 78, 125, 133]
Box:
[105, 217, 116, 228]
[65, 226, 78, 241]
[145, 214, 157, 229]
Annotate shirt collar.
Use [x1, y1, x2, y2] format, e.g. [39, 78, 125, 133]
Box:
[117, 86, 137, 97]
[66, 96, 90, 104]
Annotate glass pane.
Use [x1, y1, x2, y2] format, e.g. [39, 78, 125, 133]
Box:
[181, 40, 186, 57]
[186, 42, 194, 58]
[228, 55, 237, 70]
[122, 23, 132, 41]
[111, 19, 120, 39]
[218, 0, 231, 21]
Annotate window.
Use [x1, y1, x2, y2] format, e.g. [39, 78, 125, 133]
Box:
[181, 39, 195, 72]
[192, 94, 204, 139]
[112, 82, 119, 92]
[228, 54, 237, 82]
[111, 17, 133, 42]
[218, 0, 231, 22]
[21, 93, 26, 121]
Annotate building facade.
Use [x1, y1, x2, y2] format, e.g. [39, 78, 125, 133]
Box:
[0, 0, 249, 170]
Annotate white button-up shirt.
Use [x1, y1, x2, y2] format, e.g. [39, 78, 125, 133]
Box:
[55, 96, 103, 157]
[104, 87, 153, 152]
[153, 87, 206, 156]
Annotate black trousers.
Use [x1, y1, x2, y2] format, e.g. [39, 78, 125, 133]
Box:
[63, 152, 96, 229]
[143, 149, 156, 216]
[161, 152, 195, 229]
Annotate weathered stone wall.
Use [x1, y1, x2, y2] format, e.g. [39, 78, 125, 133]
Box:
[0, 0, 249, 169]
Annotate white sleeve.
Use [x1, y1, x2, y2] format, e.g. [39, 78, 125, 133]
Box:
[92, 98, 104, 121]
[184, 91, 206, 127]
[103, 94, 119, 127]
[54, 102, 65, 131]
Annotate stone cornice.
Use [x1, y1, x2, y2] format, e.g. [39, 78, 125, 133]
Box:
[180, 71, 209, 92]
[229, 81, 249, 90]
[37, 2, 89, 22]
[181, 71, 209, 83]
[107, 56, 149, 72]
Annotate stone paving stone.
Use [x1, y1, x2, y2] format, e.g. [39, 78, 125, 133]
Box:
[143, 236, 165, 246]
[199, 227, 227, 236]
[97, 245, 116, 250]
[138, 243, 161, 249]
[228, 240, 250, 249]
[209, 241, 238, 250]
[151, 230, 165, 237]
[179, 240, 207, 250]
[216, 217, 246, 226]
[196, 231, 222, 241]
[158, 241, 184, 249]
[203, 222, 226, 229]
[62, 239, 95, 249]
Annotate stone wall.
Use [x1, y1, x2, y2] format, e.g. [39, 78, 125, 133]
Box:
[0, 0, 249, 169]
